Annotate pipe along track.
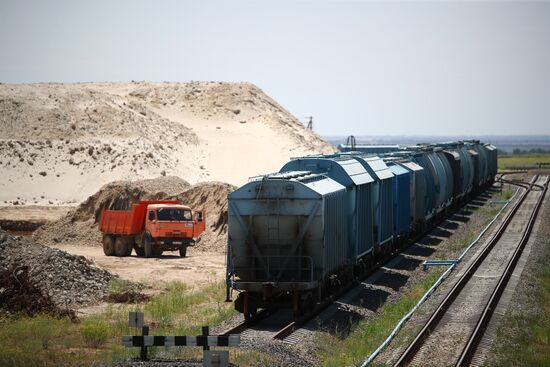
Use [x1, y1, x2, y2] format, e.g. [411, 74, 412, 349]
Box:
[394, 175, 548, 367]
[223, 185, 507, 344]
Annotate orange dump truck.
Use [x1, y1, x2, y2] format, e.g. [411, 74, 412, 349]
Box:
[99, 200, 205, 258]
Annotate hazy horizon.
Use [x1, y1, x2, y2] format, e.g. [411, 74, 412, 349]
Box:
[323, 134, 550, 152]
[1, 0, 549, 136]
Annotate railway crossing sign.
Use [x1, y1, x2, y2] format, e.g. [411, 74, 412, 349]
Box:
[122, 334, 240, 347]
[122, 312, 240, 367]
[128, 311, 144, 328]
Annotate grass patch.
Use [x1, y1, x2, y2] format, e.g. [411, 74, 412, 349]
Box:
[80, 317, 110, 348]
[498, 153, 550, 171]
[0, 280, 266, 366]
[108, 278, 134, 294]
[496, 188, 514, 201]
[317, 270, 443, 367]
[488, 243, 550, 366]
[442, 201, 503, 256]
[0, 315, 90, 367]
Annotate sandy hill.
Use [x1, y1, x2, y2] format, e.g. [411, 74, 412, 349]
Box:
[0, 81, 334, 205]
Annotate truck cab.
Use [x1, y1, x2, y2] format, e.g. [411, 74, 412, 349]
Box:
[144, 204, 205, 257]
[146, 204, 203, 238]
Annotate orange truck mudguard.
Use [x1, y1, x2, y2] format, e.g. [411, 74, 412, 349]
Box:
[99, 200, 205, 258]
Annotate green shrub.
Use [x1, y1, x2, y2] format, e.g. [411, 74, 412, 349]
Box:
[108, 278, 133, 294]
[0, 315, 81, 367]
[80, 318, 109, 348]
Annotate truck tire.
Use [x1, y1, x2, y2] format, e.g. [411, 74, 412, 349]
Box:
[134, 244, 145, 257]
[114, 237, 128, 257]
[124, 238, 133, 256]
[143, 234, 153, 258]
[102, 235, 115, 256]
[152, 247, 163, 257]
[179, 247, 187, 258]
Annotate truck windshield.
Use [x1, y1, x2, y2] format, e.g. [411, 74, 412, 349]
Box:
[156, 208, 192, 221]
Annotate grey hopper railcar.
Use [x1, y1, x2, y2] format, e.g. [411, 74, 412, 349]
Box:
[227, 171, 350, 318]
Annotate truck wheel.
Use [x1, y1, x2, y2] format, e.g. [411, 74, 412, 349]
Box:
[134, 244, 145, 257]
[144, 234, 153, 258]
[179, 247, 187, 258]
[102, 235, 115, 256]
[152, 247, 163, 257]
[124, 239, 133, 256]
[114, 237, 128, 257]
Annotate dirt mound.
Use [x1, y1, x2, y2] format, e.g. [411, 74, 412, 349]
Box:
[104, 290, 150, 304]
[172, 182, 233, 253]
[0, 230, 114, 314]
[72, 175, 190, 222]
[33, 176, 190, 247]
[0, 82, 334, 205]
[33, 177, 231, 254]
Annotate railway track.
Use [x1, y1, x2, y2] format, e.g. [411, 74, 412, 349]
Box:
[222, 272, 364, 342]
[394, 175, 548, 367]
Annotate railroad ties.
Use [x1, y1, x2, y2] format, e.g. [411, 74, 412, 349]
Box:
[221, 176, 549, 362]
[394, 175, 548, 367]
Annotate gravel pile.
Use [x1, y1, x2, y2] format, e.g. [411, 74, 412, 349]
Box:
[0, 229, 115, 314]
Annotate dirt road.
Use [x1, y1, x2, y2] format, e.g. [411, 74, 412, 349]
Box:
[51, 244, 226, 289]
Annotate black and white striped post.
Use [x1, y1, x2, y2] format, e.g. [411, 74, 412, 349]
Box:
[122, 333, 241, 349]
[123, 312, 240, 366]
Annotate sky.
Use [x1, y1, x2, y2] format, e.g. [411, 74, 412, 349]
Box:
[1, 0, 549, 137]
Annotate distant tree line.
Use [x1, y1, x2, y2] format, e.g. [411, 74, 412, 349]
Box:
[498, 148, 550, 156]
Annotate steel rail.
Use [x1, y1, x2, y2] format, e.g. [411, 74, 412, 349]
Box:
[220, 309, 272, 335]
[498, 178, 545, 191]
[273, 272, 361, 340]
[393, 175, 539, 367]
[457, 176, 548, 366]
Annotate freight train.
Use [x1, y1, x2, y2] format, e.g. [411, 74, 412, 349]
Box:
[226, 140, 497, 319]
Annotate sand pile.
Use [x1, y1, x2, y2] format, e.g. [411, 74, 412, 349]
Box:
[33, 177, 231, 253]
[0, 82, 334, 205]
[172, 182, 233, 253]
[0, 230, 114, 315]
[33, 176, 190, 247]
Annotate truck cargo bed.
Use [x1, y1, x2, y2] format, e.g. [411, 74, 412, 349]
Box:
[99, 200, 180, 235]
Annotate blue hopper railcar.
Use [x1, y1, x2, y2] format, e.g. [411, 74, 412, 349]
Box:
[226, 140, 497, 317]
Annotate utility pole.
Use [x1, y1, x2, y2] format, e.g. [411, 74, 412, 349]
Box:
[306, 116, 313, 130]
[346, 135, 356, 151]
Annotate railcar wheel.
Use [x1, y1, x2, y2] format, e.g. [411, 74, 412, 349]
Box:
[243, 292, 254, 321]
[102, 235, 115, 256]
[301, 293, 315, 313]
[114, 237, 128, 257]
